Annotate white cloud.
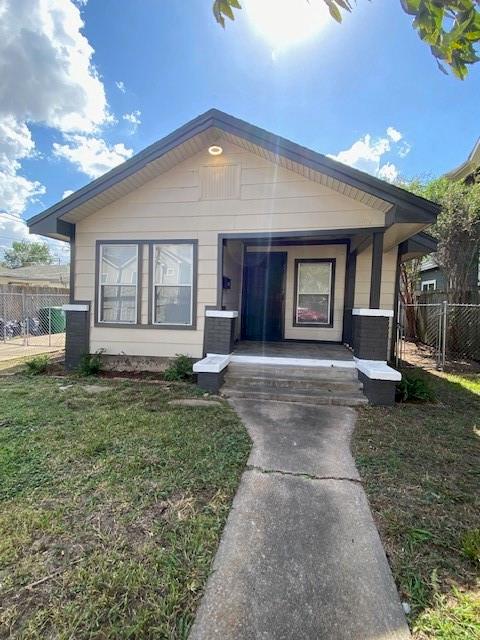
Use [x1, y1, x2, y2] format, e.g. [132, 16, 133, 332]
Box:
[0, 116, 45, 215]
[378, 162, 399, 183]
[328, 134, 391, 176]
[62, 189, 74, 199]
[387, 126, 402, 143]
[0, 0, 134, 248]
[122, 110, 141, 133]
[53, 135, 133, 179]
[116, 80, 126, 93]
[328, 127, 409, 183]
[0, 0, 110, 134]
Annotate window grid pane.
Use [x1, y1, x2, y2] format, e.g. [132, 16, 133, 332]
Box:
[99, 244, 138, 324]
[296, 261, 332, 326]
[152, 243, 194, 326]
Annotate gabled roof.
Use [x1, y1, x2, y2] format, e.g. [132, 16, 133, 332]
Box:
[445, 137, 480, 182]
[27, 109, 441, 241]
[0, 264, 69, 283]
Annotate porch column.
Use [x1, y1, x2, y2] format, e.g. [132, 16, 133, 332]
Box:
[342, 248, 357, 346]
[369, 231, 384, 309]
[63, 303, 90, 371]
[352, 308, 400, 406]
[203, 309, 238, 355]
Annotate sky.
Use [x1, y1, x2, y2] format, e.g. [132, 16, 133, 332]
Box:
[0, 0, 479, 263]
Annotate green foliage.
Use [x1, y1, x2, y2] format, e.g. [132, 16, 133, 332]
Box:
[396, 373, 436, 402]
[2, 240, 53, 269]
[78, 351, 103, 376]
[461, 528, 480, 563]
[405, 178, 480, 298]
[24, 354, 50, 375]
[212, 0, 480, 77]
[164, 354, 194, 382]
[0, 376, 250, 637]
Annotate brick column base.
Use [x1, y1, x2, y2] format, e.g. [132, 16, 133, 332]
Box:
[64, 303, 90, 371]
[352, 312, 390, 360]
[203, 310, 238, 355]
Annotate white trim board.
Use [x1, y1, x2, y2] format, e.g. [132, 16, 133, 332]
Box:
[205, 310, 238, 318]
[229, 355, 356, 369]
[354, 358, 401, 381]
[62, 304, 89, 312]
[193, 354, 230, 373]
[352, 308, 394, 317]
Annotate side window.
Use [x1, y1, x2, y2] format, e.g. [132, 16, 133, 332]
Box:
[294, 259, 334, 326]
[98, 244, 138, 323]
[152, 243, 194, 326]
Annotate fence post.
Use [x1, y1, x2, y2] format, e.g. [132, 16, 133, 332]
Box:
[441, 300, 447, 370]
[48, 307, 52, 347]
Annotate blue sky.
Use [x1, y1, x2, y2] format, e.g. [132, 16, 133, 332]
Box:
[0, 0, 479, 261]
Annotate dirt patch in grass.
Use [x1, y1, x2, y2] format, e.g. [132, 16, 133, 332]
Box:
[0, 376, 251, 639]
[353, 368, 480, 639]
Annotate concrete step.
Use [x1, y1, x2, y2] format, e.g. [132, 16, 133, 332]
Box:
[224, 375, 364, 394]
[226, 363, 358, 382]
[222, 386, 368, 407]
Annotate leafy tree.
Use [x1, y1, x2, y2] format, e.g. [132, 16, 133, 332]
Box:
[406, 178, 480, 301]
[2, 240, 53, 269]
[400, 257, 422, 338]
[213, 0, 480, 78]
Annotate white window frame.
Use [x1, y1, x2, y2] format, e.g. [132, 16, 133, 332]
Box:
[294, 259, 334, 327]
[421, 279, 436, 292]
[151, 243, 194, 327]
[98, 243, 139, 324]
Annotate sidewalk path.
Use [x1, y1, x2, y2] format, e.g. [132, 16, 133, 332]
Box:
[189, 400, 410, 640]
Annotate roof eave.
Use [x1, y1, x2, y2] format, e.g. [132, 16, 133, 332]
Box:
[27, 108, 440, 235]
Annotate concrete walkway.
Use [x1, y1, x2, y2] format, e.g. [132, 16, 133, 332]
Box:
[189, 400, 411, 640]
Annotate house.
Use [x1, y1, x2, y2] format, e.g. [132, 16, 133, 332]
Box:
[0, 264, 70, 289]
[419, 137, 480, 292]
[27, 109, 440, 404]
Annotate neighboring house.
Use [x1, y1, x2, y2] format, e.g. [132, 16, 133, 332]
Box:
[27, 109, 439, 404]
[445, 137, 480, 184]
[418, 255, 446, 292]
[419, 137, 480, 292]
[0, 264, 69, 289]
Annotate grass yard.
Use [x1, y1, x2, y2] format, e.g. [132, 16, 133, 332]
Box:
[353, 368, 480, 640]
[0, 375, 250, 639]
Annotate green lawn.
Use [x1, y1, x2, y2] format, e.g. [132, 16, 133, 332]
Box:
[0, 376, 250, 639]
[353, 368, 480, 640]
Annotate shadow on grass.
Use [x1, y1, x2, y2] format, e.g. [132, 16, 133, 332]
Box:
[353, 365, 480, 637]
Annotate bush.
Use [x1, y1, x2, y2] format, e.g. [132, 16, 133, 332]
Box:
[78, 351, 103, 377]
[461, 529, 480, 564]
[25, 354, 49, 375]
[396, 374, 435, 403]
[164, 354, 193, 382]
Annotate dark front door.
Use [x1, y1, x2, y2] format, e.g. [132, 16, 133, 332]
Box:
[242, 252, 287, 341]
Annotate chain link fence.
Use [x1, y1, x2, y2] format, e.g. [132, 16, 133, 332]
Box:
[396, 298, 480, 370]
[0, 292, 69, 361]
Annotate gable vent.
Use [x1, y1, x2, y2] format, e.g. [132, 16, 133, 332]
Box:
[200, 164, 240, 200]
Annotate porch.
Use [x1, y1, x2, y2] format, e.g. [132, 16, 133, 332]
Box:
[232, 340, 354, 362]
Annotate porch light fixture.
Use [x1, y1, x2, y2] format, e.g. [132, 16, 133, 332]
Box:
[208, 145, 223, 156]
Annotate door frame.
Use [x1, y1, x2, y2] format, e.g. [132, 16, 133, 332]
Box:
[241, 250, 288, 341]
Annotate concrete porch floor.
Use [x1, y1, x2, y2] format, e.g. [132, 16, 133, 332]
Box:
[233, 340, 354, 361]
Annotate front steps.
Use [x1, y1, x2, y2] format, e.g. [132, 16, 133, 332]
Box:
[221, 362, 368, 407]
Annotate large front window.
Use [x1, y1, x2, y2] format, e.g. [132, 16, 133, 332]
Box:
[99, 244, 138, 323]
[294, 259, 334, 326]
[152, 243, 194, 325]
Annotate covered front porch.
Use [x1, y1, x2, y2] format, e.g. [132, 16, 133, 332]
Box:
[217, 227, 392, 349]
[195, 228, 404, 405]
